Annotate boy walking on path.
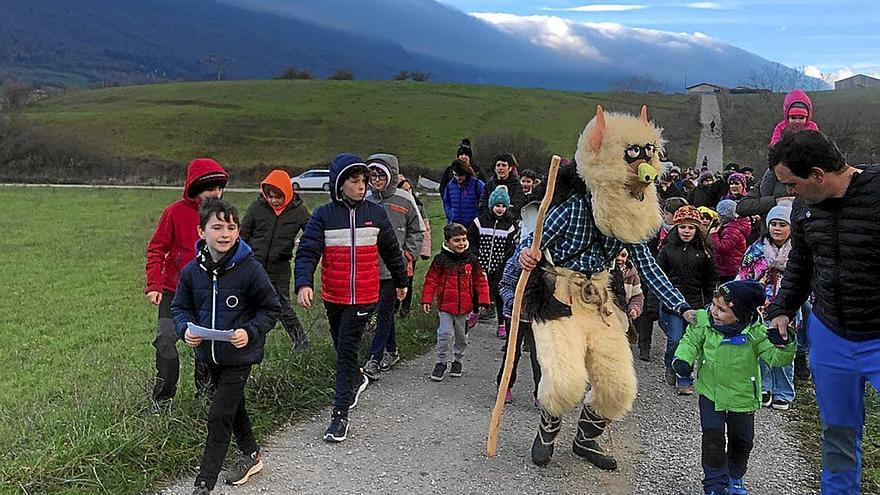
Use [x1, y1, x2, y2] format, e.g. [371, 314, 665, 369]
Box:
[240, 169, 311, 348]
[362, 154, 425, 379]
[172, 198, 280, 494]
[145, 158, 228, 411]
[421, 223, 490, 381]
[295, 153, 409, 443]
[673, 280, 795, 495]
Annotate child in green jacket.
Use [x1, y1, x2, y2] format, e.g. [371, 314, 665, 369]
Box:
[673, 280, 795, 495]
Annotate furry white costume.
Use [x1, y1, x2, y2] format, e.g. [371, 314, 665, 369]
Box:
[518, 106, 693, 469]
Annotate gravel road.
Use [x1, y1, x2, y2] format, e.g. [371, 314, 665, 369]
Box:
[160, 321, 818, 495]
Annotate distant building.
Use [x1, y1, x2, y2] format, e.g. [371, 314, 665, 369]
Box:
[686, 83, 726, 95]
[835, 74, 880, 90]
[729, 85, 771, 94]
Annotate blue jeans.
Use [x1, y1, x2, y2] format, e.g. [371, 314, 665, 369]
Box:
[369, 280, 398, 361]
[660, 306, 693, 386]
[759, 360, 794, 402]
[809, 313, 880, 495]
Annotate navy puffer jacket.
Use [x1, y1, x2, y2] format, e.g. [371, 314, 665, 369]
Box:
[172, 239, 280, 366]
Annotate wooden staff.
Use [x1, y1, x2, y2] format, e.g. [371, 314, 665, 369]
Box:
[487, 154, 561, 457]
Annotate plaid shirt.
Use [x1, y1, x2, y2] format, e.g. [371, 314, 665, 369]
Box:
[514, 193, 689, 314]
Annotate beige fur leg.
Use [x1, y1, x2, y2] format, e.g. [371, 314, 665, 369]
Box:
[582, 303, 637, 421]
[533, 317, 589, 418]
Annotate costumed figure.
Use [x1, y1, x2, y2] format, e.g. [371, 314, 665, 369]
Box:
[517, 106, 695, 469]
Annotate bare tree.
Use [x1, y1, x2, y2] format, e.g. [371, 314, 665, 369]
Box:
[744, 63, 827, 93]
[1, 82, 34, 111]
[410, 71, 431, 82]
[202, 54, 227, 81]
[392, 70, 409, 81]
[609, 75, 669, 94]
[276, 67, 313, 80]
[328, 68, 355, 80]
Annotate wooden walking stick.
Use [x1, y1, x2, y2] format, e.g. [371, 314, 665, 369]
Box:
[487, 154, 561, 457]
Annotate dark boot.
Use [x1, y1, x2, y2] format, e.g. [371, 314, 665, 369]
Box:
[531, 408, 562, 466]
[572, 405, 618, 471]
[794, 353, 811, 381]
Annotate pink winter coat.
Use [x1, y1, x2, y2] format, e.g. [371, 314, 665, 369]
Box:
[769, 89, 820, 145]
[711, 217, 752, 278]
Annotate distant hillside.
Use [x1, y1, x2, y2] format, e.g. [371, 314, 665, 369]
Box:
[719, 88, 880, 170]
[25, 80, 701, 174]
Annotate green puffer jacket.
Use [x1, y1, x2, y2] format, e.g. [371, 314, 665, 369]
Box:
[674, 309, 795, 412]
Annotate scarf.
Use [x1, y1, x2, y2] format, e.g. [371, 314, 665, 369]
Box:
[711, 315, 750, 337]
[196, 240, 238, 278]
[762, 238, 791, 272]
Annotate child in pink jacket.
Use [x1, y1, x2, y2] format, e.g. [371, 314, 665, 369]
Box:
[769, 89, 820, 145]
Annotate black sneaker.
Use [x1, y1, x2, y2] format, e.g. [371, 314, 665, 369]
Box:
[431, 362, 447, 381]
[771, 399, 791, 411]
[379, 350, 400, 371]
[225, 451, 263, 485]
[638, 348, 650, 362]
[323, 410, 349, 442]
[761, 392, 772, 407]
[349, 372, 369, 410]
[363, 359, 381, 380]
[449, 361, 463, 377]
[192, 481, 211, 495]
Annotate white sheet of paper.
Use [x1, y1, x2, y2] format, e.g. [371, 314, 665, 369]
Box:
[187, 322, 234, 342]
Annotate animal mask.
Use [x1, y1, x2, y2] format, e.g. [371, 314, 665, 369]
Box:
[574, 105, 663, 243]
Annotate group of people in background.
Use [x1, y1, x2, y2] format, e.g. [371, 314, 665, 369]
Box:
[142, 87, 877, 495]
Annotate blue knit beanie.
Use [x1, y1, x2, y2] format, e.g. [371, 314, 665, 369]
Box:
[488, 185, 511, 207]
[717, 280, 766, 323]
[716, 199, 738, 223]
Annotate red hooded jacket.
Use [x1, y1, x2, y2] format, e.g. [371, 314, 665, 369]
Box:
[421, 246, 490, 315]
[770, 89, 820, 145]
[711, 217, 752, 278]
[145, 159, 228, 293]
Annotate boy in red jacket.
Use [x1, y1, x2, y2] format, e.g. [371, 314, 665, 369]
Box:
[145, 158, 228, 412]
[421, 223, 490, 381]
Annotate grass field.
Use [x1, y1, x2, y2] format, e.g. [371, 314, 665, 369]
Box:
[25, 80, 701, 171]
[0, 186, 442, 494]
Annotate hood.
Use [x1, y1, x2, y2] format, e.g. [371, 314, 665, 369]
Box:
[260, 169, 297, 216]
[367, 153, 400, 200]
[782, 89, 813, 120]
[184, 158, 228, 201]
[329, 153, 368, 203]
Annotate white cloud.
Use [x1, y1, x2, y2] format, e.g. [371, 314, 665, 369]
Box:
[471, 12, 607, 60]
[684, 2, 725, 9]
[472, 11, 727, 60]
[804, 65, 880, 84]
[542, 4, 648, 12]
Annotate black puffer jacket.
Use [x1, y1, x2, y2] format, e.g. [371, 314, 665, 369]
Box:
[657, 242, 719, 311]
[240, 193, 310, 275]
[765, 168, 880, 341]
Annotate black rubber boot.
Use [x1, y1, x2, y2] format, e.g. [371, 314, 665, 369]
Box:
[572, 405, 618, 471]
[531, 408, 562, 466]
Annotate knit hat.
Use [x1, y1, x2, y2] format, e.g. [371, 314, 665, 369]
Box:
[698, 171, 714, 184]
[456, 138, 473, 159]
[697, 206, 718, 221]
[488, 185, 511, 207]
[766, 204, 792, 227]
[717, 280, 766, 323]
[787, 101, 809, 118]
[188, 172, 228, 198]
[728, 172, 747, 186]
[716, 199, 738, 223]
[672, 205, 702, 227]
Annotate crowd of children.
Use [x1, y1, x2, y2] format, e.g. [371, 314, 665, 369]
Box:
[146, 90, 830, 494]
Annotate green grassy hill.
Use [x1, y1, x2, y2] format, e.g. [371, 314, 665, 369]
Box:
[26, 80, 701, 172]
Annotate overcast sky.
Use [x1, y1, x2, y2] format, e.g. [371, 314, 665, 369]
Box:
[437, 0, 879, 83]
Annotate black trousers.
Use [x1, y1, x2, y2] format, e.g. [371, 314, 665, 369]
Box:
[195, 363, 258, 490]
[325, 302, 376, 412]
[488, 269, 504, 326]
[152, 290, 212, 402]
[268, 266, 308, 347]
[496, 319, 542, 398]
[635, 293, 658, 354]
[699, 395, 755, 493]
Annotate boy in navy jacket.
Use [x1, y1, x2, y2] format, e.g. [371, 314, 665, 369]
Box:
[172, 199, 280, 494]
[295, 153, 408, 443]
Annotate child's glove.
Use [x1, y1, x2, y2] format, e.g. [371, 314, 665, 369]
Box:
[671, 358, 693, 377]
[767, 326, 795, 346]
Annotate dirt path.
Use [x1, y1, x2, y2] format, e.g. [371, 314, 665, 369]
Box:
[160, 321, 817, 494]
[696, 94, 724, 171]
